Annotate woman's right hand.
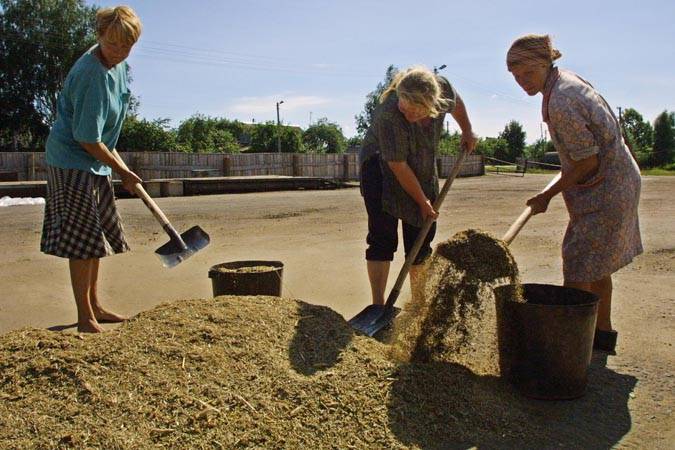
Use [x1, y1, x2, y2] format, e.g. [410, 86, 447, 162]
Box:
[418, 198, 439, 221]
[120, 169, 142, 195]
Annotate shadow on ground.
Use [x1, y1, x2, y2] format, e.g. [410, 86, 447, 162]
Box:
[288, 301, 353, 375]
[388, 352, 636, 449]
[47, 323, 77, 332]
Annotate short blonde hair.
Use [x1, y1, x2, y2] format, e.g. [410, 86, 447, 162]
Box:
[381, 66, 449, 118]
[96, 6, 142, 45]
[507, 34, 561, 70]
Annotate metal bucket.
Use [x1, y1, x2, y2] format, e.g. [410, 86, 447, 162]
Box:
[495, 283, 599, 400]
[208, 260, 283, 297]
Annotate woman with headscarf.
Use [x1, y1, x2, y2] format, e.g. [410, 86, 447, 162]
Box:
[41, 6, 143, 333]
[359, 65, 477, 309]
[506, 34, 643, 353]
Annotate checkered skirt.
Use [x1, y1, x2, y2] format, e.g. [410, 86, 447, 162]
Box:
[41, 166, 130, 259]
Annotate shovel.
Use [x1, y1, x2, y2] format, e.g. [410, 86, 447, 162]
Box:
[348, 146, 470, 336]
[501, 172, 561, 244]
[112, 150, 210, 268]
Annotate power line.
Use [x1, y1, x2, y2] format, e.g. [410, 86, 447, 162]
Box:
[3, 33, 538, 107]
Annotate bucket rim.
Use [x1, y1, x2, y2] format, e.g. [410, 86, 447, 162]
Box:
[495, 283, 600, 308]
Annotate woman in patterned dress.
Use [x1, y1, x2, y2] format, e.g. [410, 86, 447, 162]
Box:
[506, 34, 643, 352]
[41, 6, 143, 333]
[359, 66, 477, 308]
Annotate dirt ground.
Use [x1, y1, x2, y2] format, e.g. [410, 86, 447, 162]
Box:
[1, 173, 673, 448]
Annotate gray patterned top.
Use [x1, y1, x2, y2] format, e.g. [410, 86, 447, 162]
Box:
[543, 68, 643, 281]
[360, 76, 457, 227]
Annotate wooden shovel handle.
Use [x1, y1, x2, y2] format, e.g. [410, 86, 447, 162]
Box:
[384, 146, 469, 308]
[502, 206, 533, 245]
[112, 149, 178, 239]
[501, 172, 562, 245]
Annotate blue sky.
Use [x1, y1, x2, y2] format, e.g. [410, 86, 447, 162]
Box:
[90, 0, 675, 141]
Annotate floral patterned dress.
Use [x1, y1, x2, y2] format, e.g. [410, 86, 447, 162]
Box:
[543, 67, 643, 283]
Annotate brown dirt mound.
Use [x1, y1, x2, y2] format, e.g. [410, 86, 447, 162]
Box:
[390, 229, 522, 374]
[0, 295, 639, 448]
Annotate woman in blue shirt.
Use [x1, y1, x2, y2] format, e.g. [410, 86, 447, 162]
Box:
[41, 6, 143, 333]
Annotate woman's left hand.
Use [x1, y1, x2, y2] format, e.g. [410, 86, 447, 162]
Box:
[460, 132, 478, 154]
[526, 192, 552, 215]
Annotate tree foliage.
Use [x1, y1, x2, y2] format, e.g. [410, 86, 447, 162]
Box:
[249, 122, 304, 153]
[621, 108, 653, 153]
[652, 110, 675, 166]
[524, 138, 553, 161]
[475, 137, 509, 160]
[438, 131, 461, 155]
[498, 120, 526, 162]
[117, 116, 184, 152]
[302, 118, 346, 154]
[355, 65, 398, 136]
[0, 0, 97, 149]
[176, 115, 240, 153]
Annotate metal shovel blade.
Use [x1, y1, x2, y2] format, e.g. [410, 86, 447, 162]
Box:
[155, 225, 210, 268]
[347, 305, 401, 337]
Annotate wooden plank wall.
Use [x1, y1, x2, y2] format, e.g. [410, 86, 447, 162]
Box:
[0, 152, 484, 181]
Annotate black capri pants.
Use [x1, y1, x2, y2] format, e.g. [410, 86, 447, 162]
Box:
[361, 155, 436, 265]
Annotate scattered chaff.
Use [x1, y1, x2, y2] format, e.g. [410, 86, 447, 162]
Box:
[390, 229, 523, 375]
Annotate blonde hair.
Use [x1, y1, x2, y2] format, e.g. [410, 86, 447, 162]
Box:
[96, 5, 142, 45]
[507, 34, 561, 70]
[380, 66, 449, 118]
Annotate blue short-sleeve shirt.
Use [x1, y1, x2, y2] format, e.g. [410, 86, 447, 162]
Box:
[46, 45, 131, 176]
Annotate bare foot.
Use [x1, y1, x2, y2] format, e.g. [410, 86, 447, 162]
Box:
[93, 307, 128, 323]
[78, 318, 104, 333]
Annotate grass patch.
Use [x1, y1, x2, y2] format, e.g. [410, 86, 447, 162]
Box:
[641, 166, 675, 176]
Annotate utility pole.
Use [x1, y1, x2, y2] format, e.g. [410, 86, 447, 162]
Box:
[309, 111, 312, 126]
[616, 106, 624, 131]
[276, 100, 284, 153]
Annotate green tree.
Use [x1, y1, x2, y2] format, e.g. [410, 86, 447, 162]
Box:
[475, 137, 509, 160]
[438, 131, 461, 155]
[524, 138, 550, 161]
[0, 0, 97, 149]
[622, 108, 653, 153]
[118, 116, 182, 152]
[346, 136, 363, 148]
[176, 115, 240, 153]
[249, 122, 304, 153]
[302, 118, 347, 154]
[652, 110, 675, 166]
[498, 120, 526, 162]
[355, 65, 398, 136]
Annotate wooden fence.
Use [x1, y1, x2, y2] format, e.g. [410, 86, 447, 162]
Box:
[0, 152, 484, 181]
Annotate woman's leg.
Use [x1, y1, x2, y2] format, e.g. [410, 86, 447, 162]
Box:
[367, 261, 390, 305]
[69, 258, 103, 333]
[592, 276, 613, 331]
[564, 276, 613, 331]
[362, 156, 397, 305]
[89, 258, 127, 323]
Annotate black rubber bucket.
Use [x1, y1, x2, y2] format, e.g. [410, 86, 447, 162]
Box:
[495, 283, 599, 400]
[208, 260, 283, 297]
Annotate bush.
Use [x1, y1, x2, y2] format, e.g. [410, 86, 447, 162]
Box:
[118, 117, 179, 152]
[176, 115, 241, 153]
[302, 118, 346, 154]
[250, 122, 304, 153]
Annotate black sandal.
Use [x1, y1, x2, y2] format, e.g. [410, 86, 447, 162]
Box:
[593, 329, 618, 353]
